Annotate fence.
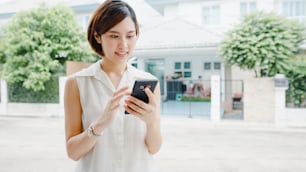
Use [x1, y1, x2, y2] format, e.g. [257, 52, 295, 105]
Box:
[161, 79, 211, 118]
[1, 76, 306, 126]
[286, 86, 306, 108]
[221, 80, 244, 119]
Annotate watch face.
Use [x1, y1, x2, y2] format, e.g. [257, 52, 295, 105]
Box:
[87, 127, 93, 137]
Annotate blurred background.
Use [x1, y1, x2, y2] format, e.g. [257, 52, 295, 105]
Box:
[0, 0, 306, 171]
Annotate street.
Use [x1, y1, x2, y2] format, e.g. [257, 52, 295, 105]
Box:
[1, 116, 306, 172]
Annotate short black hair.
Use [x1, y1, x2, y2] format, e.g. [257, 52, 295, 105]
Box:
[87, 0, 139, 57]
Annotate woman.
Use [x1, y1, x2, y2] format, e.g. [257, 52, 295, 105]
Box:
[64, 0, 162, 171]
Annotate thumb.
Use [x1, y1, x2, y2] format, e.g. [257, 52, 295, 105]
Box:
[144, 87, 155, 103]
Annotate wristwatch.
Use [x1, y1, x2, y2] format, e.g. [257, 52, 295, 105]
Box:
[87, 122, 101, 137]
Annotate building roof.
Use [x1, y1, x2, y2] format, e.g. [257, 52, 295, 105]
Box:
[125, 0, 163, 28]
[136, 18, 222, 50]
[144, 0, 204, 14]
[0, 0, 163, 28]
[0, 0, 100, 19]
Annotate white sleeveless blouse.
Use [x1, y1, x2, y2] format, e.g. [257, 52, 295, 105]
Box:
[74, 60, 158, 172]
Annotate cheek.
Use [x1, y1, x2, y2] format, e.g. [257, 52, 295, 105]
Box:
[128, 40, 137, 49]
[101, 42, 115, 53]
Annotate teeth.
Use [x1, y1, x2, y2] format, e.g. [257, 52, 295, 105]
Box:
[117, 52, 127, 55]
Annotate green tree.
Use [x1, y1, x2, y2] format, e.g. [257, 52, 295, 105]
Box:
[220, 11, 306, 77]
[285, 56, 306, 107]
[0, 4, 96, 91]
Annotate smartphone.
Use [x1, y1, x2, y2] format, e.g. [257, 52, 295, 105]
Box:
[125, 79, 158, 114]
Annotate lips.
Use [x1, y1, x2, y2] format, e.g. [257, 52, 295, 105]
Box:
[115, 51, 128, 58]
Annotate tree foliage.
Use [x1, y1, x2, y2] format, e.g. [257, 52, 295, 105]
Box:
[0, 4, 96, 91]
[220, 11, 306, 77]
[286, 56, 306, 107]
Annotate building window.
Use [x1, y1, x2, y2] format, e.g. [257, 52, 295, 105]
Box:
[184, 62, 191, 69]
[131, 63, 138, 68]
[85, 15, 90, 25]
[282, 0, 305, 22]
[214, 62, 221, 70]
[184, 71, 192, 78]
[174, 71, 183, 78]
[76, 15, 91, 32]
[175, 62, 181, 69]
[202, 5, 220, 25]
[204, 62, 211, 70]
[240, 1, 257, 17]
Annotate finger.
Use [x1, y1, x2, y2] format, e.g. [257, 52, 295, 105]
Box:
[144, 87, 156, 104]
[127, 95, 147, 107]
[109, 103, 121, 111]
[124, 104, 134, 114]
[125, 99, 146, 114]
[109, 91, 128, 109]
[124, 104, 140, 115]
[111, 86, 130, 102]
[113, 86, 129, 97]
[112, 91, 127, 103]
[124, 104, 143, 119]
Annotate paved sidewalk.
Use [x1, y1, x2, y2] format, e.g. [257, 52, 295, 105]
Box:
[1, 115, 306, 172]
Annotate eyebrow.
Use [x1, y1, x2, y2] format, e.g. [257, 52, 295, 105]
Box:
[107, 30, 136, 34]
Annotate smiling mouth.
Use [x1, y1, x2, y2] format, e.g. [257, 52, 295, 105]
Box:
[115, 51, 128, 58]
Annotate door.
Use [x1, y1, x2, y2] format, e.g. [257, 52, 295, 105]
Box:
[145, 59, 165, 95]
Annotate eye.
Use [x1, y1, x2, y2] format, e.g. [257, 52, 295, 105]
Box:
[127, 35, 135, 39]
[110, 35, 119, 39]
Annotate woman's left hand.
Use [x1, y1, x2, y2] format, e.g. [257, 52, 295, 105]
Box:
[124, 87, 159, 125]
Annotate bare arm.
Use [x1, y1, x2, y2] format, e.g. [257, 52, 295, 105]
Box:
[124, 83, 162, 154]
[64, 77, 99, 161]
[145, 84, 162, 154]
[64, 77, 129, 161]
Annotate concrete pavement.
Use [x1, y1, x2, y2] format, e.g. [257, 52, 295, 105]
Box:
[1, 115, 306, 172]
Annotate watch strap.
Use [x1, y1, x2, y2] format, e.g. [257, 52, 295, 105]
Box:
[87, 122, 101, 137]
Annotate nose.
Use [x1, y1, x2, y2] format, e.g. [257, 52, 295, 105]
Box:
[118, 37, 128, 50]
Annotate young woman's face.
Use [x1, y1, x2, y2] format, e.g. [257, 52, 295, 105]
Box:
[99, 17, 137, 64]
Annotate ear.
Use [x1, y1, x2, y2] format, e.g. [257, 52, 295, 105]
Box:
[94, 32, 102, 44]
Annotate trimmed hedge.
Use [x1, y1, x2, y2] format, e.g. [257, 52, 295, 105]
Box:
[181, 96, 211, 102]
[8, 76, 59, 103]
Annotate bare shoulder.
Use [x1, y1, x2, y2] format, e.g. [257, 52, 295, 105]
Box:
[65, 76, 78, 89]
[64, 76, 80, 98]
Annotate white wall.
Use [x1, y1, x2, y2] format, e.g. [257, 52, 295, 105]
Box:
[0, 78, 66, 117]
[275, 85, 306, 127]
[160, 0, 284, 33]
[144, 52, 221, 81]
[164, 4, 178, 20]
[177, 1, 202, 25]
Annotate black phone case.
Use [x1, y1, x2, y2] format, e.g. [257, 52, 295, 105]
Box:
[125, 80, 158, 114]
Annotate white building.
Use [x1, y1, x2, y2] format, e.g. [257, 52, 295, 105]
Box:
[0, 0, 305, 120]
[132, 0, 306, 96]
[144, 0, 305, 32]
[0, 0, 101, 35]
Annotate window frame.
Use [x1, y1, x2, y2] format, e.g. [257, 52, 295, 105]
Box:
[213, 62, 221, 70]
[174, 62, 181, 70]
[204, 62, 211, 70]
[240, 1, 257, 17]
[202, 4, 220, 25]
[183, 71, 192, 78]
[184, 61, 191, 69]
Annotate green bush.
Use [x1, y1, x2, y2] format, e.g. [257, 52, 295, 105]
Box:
[219, 11, 306, 107]
[8, 75, 59, 103]
[1, 4, 96, 92]
[285, 56, 306, 108]
[220, 11, 306, 77]
[181, 96, 211, 102]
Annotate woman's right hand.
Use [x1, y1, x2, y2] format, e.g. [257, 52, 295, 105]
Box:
[65, 77, 129, 161]
[94, 86, 129, 131]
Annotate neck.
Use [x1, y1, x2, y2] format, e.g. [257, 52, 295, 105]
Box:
[100, 59, 127, 75]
